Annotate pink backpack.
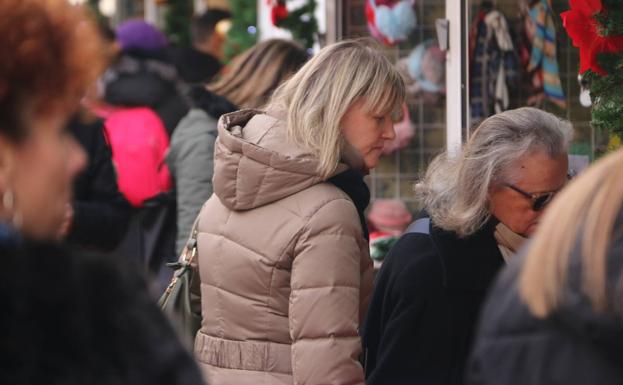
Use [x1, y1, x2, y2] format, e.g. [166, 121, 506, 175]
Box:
[103, 107, 172, 207]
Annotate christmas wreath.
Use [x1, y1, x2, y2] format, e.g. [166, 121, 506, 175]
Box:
[268, 0, 318, 49]
[562, 0, 623, 140]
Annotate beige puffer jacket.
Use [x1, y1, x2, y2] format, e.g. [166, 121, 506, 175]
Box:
[191, 110, 374, 385]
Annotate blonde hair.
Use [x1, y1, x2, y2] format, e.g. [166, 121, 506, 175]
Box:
[416, 107, 573, 237]
[520, 148, 623, 318]
[208, 39, 308, 109]
[267, 38, 405, 179]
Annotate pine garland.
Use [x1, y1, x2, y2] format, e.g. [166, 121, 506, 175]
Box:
[595, 0, 623, 36]
[588, 37, 623, 137]
[164, 0, 192, 46]
[85, 0, 107, 26]
[275, 0, 318, 49]
[224, 0, 258, 61]
[564, 0, 623, 140]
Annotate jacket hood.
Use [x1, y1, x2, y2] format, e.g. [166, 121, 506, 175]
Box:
[213, 109, 353, 211]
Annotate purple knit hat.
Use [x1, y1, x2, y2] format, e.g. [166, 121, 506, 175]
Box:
[115, 20, 168, 53]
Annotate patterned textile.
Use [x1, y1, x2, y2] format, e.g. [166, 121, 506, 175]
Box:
[470, 9, 519, 125]
[527, 0, 566, 108]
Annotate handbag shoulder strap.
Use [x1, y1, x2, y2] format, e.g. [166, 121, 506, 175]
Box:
[179, 215, 200, 265]
[161, 215, 201, 298]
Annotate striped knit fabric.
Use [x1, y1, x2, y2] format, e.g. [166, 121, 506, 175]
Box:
[527, 0, 566, 108]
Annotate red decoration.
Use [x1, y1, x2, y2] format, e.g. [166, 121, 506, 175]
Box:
[561, 0, 623, 75]
[270, 1, 288, 26]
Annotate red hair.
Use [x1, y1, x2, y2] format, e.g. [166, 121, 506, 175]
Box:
[0, 0, 105, 141]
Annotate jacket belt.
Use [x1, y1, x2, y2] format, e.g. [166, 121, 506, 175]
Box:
[195, 332, 293, 374]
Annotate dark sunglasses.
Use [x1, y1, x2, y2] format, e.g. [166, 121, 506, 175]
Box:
[502, 183, 559, 212]
[502, 174, 572, 212]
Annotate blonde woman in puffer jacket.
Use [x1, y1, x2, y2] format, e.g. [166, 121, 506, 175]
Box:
[189, 39, 406, 385]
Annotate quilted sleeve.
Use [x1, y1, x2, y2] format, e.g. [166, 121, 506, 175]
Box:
[289, 198, 367, 385]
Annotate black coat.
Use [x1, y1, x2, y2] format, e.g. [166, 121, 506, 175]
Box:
[0, 231, 205, 385]
[68, 117, 130, 251]
[104, 51, 189, 135]
[362, 217, 504, 385]
[467, 239, 623, 385]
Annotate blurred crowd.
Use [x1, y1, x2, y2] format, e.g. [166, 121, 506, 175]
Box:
[2, 1, 623, 385]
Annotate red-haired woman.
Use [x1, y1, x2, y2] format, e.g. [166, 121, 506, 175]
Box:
[0, 1, 204, 384]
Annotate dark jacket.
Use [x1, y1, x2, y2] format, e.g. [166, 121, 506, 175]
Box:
[467, 238, 623, 385]
[167, 86, 237, 254]
[103, 50, 189, 135]
[168, 46, 222, 84]
[0, 226, 205, 385]
[68, 117, 130, 251]
[361, 217, 504, 385]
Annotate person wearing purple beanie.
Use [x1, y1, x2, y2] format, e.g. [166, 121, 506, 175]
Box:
[115, 19, 169, 53]
[101, 20, 189, 135]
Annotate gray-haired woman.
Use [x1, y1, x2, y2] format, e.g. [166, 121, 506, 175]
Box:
[361, 107, 572, 385]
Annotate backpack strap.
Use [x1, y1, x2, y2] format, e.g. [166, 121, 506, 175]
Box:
[404, 216, 447, 287]
[405, 217, 431, 235]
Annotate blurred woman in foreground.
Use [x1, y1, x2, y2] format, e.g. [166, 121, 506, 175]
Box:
[0, 1, 204, 384]
[468, 147, 623, 385]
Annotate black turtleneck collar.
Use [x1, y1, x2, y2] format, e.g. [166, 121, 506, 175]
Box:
[189, 86, 238, 121]
[328, 169, 371, 240]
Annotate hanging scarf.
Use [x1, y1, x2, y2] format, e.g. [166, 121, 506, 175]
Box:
[527, 0, 566, 108]
[470, 8, 518, 124]
[494, 222, 527, 262]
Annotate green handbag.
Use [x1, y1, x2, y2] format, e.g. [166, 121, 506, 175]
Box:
[158, 222, 201, 349]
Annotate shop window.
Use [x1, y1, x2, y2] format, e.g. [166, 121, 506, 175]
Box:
[342, 0, 446, 213]
[340, 0, 601, 214]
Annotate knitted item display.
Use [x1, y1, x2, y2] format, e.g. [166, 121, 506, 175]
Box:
[365, 0, 417, 46]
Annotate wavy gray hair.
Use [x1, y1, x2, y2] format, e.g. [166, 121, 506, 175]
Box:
[416, 107, 573, 237]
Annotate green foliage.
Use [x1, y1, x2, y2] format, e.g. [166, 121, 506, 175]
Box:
[84, 0, 107, 26]
[595, 12, 623, 36]
[165, 0, 193, 46]
[589, 53, 623, 137]
[581, 4, 623, 141]
[276, 0, 318, 49]
[224, 0, 258, 61]
[87, 0, 100, 16]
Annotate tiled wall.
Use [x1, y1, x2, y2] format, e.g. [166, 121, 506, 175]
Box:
[341, 0, 599, 214]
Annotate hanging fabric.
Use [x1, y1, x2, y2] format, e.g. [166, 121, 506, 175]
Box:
[469, 4, 519, 125]
[525, 0, 566, 108]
